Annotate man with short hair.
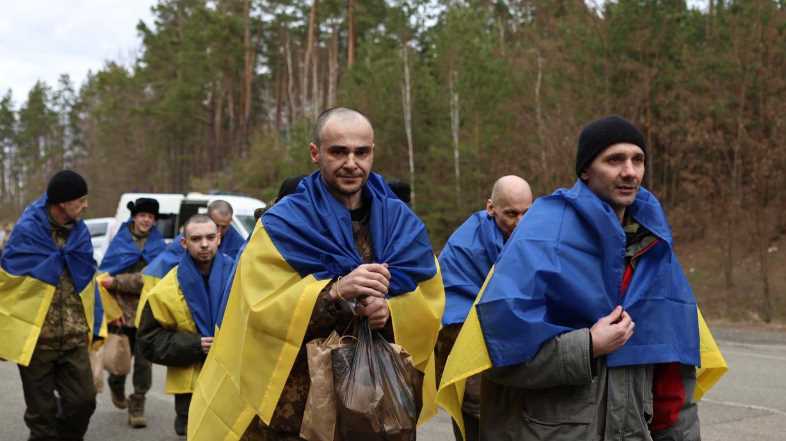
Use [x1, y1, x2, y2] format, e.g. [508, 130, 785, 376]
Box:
[188, 107, 445, 441]
[0, 170, 99, 441]
[438, 116, 727, 441]
[98, 197, 166, 428]
[137, 214, 234, 436]
[437, 175, 532, 441]
[207, 199, 245, 258]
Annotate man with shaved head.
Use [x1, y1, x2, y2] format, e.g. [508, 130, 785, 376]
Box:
[485, 175, 533, 240]
[188, 107, 444, 440]
[437, 175, 533, 441]
[207, 200, 245, 258]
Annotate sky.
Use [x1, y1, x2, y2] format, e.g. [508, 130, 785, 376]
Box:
[0, 0, 158, 106]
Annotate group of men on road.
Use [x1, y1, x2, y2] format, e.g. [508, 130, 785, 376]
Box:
[0, 107, 725, 441]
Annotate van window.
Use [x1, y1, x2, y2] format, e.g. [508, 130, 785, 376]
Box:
[156, 213, 177, 239]
[236, 215, 257, 236]
[87, 222, 107, 237]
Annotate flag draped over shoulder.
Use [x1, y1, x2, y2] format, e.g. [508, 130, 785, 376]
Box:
[0, 194, 97, 365]
[176, 252, 234, 337]
[437, 181, 727, 435]
[188, 172, 445, 441]
[99, 221, 165, 276]
[135, 235, 185, 326]
[97, 221, 165, 322]
[439, 210, 503, 326]
[146, 252, 234, 394]
[219, 226, 245, 259]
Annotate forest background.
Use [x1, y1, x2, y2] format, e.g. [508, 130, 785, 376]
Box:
[1, 0, 785, 323]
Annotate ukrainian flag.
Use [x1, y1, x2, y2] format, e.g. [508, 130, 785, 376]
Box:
[0, 195, 98, 366]
[134, 235, 185, 327]
[437, 182, 728, 436]
[96, 220, 166, 322]
[188, 172, 445, 441]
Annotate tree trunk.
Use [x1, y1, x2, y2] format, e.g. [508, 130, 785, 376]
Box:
[449, 68, 461, 210]
[534, 50, 547, 186]
[241, 0, 255, 155]
[312, 45, 320, 121]
[401, 42, 416, 209]
[303, 0, 319, 118]
[347, 0, 355, 67]
[285, 31, 296, 124]
[328, 25, 339, 107]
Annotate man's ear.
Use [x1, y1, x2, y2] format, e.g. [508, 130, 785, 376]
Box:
[485, 199, 494, 217]
[309, 143, 319, 164]
[180, 235, 187, 250]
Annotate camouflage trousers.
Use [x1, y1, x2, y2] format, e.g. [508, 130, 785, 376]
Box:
[241, 416, 307, 441]
[18, 344, 97, 441]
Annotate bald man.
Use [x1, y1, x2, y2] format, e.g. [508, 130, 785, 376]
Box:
[437, 175, 533, 441]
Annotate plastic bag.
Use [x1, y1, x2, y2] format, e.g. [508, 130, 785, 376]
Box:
[332, 319, 419, 441]
[102, 332, 131, 376]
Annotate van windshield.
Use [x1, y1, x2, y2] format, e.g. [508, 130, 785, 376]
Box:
[236, 215, 257, 236]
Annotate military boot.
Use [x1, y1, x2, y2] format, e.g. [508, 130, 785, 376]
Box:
[128, 393, 147, 428]
[109, 385, 127, 409]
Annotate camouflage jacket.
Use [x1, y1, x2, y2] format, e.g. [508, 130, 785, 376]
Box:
[243, 206, 395, 439]
[37, 213, 89, 351]
[109, 224, 148, 325]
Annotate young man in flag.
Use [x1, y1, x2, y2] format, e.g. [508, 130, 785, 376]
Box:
[98, 197, 166, 428]
[207, 199, 245, 258]
[437, 174, 532, 441]
[438, 116, 727, 441]
[137, 214, 234, 436]
[188, 107, 445, 441]
[0, 170, 99, 441]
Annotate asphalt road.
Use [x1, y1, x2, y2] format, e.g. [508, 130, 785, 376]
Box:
[1, 324, 784, 440]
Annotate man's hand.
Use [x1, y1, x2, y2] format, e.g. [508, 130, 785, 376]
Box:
[332, 263, 391, 301]
[355, 296, 390, 330]
[201, 337, 213, 354]
[101, 276, 115, 290]
[590, 306, 634, 358]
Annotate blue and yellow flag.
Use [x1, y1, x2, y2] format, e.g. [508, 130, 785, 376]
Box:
[135, 235, 185, 326]
[218, 226, 245, 259]
[439, 210, 503, 326]
[188, 172, 445, 441]
[176, 251, 234, 338]
[437, 181, 728, 435]
[145, 252, 234, 394]
[97, 220, 166, 322]
[0, 195, 98, 366]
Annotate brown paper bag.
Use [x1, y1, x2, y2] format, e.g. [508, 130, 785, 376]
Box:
[102, 332, 131, 376]
[89, 346, 105, 393]
[301, 331, 345, 441]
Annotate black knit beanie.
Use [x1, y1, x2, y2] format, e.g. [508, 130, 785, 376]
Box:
[576, 116, 647, 177]
[46, 170, 88, 204]
[127, 198, 160, 219]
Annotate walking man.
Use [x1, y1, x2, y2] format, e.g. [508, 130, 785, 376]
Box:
[0, 170, 98, 441]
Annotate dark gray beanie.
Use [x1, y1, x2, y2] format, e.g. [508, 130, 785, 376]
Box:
[576, 116, 647, 177]
[46, 170, 88, 203]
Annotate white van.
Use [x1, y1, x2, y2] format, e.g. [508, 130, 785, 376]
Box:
[97, 192, 265, 264]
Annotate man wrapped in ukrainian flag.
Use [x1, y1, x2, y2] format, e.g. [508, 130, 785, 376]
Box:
[188, 107, 445, 441]
[438, 116, 727, 441]
[0, 170, 99, 441]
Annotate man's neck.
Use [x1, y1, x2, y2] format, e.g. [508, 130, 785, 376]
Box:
[615, 207, 626, 223]
[331, 189, 362, 210]
[196, 258, 213, 276]
[48, 206, 71, 227]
